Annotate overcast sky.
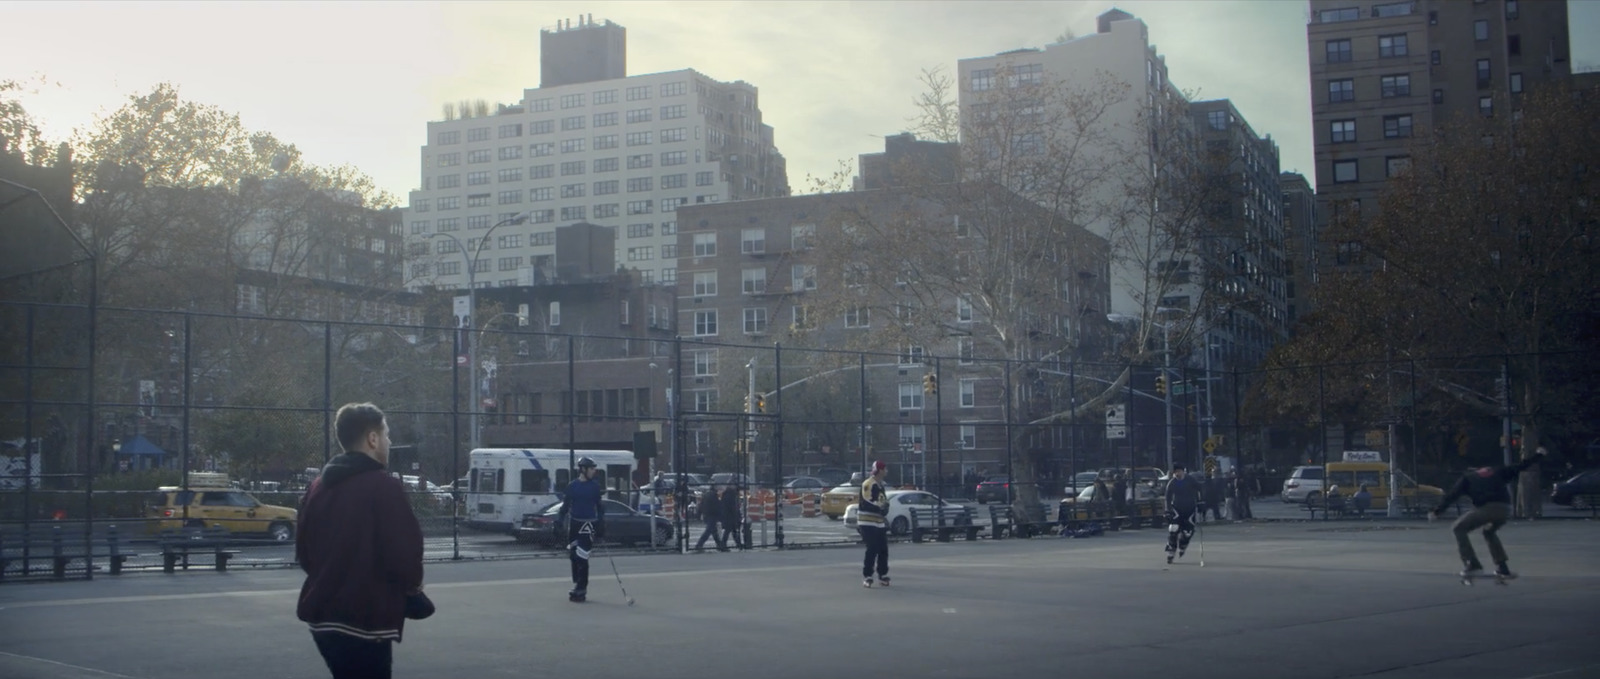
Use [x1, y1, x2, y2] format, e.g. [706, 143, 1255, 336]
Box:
[5, 1, 1596, 202]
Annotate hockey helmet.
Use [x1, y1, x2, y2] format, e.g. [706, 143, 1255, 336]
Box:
[872, 460, 888, 473]
[576, 456, 597, 469]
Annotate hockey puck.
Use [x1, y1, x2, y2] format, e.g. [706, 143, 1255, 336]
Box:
[627, 598, 636, 606]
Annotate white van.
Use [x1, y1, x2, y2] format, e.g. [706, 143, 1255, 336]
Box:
[465, 448, 637, 533]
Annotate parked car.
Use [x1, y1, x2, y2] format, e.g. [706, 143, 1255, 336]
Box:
[975, 476, 1011, 504]
[516, 499, 674, 547]
[145, 485, 298, 541]
[820, 481, 863, 520]
[709, 472, 751, 488]
[1059, 482, 1162, 524]
[843, 490, 973, 535]
[1063, 471, 1101, 497]
[400, 475, 453, 507]
[1280, 465, 1326, 503]
[813, 468, 853, 487]
[1552, 469, 1600, 509]
[783, 476, 828, 494]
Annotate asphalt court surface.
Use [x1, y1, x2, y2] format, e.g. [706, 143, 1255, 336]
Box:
[0, 520, 1595, 679]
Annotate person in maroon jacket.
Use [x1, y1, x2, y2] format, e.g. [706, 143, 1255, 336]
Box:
[297, 403, 424, 679]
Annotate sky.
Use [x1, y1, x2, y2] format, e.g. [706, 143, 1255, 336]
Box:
[4, 1, 1596, 203]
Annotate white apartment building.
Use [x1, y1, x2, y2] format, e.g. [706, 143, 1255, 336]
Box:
[957, 8, 1185, 319]
[402, 19, 788, 293]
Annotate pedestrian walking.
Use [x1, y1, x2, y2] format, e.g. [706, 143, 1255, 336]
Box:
[1203, 472, 1225, 521]
[557, 457, 607, 602]
[719, 484, 746, 550]
[1429, 449, 1547, 582]
[296, 403, 425, 679]
[858, 460, 891, 587]
[1111, 474, 1129, 518]
[1163, 464, 1204, 564]
[1234, 471, 1256, 519]
[694, 485, 727, 552]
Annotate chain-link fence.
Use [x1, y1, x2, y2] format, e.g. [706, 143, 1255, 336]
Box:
[2, 298, 1590, 580]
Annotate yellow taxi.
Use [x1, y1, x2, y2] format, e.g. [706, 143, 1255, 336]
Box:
[819, 480, 863, 520]
[1323, 462, 1443, 512]
[145, 474, 298, 540]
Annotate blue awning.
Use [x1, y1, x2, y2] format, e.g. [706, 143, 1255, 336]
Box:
[119, 435, 166, 456]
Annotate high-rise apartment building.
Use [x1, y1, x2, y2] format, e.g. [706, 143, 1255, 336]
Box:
[1279, 172, 1318, 329]
[402, 18, 789, 293]
[1307, 0, 1570, 269]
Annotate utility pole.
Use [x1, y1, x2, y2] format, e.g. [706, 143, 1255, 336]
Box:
[1162, 325, 1173, 472]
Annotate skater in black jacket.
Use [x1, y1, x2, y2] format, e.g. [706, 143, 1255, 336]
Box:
[1429, 449, 1546, 581]
[1164, 464, 1204, 564]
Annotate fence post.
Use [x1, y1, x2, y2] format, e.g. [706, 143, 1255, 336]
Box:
[51, 524, 66, 580]
[108, 524, 123, 575]
[773, 342, 784, 549]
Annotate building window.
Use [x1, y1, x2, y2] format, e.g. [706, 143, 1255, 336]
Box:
[844, 306, 870, 329]
[970, 68, 994, 91]
[627, 154, 653, 169]
[498, 234, 522, 248]
[662, 221, 677, 236]
[693, 310, 717, 336]
[1477, 59, 1492, 88]
[660, 104, 687, 120]
[549, 301, 561, 326]
[1328, 79, 1355, 103]
[1333, 159, 1359, 183]
[498, 168, 522, 182]
[1474, 20, 1489, 41]
[438, 261, 460, 275]
[661, 151, 687, 166]
[957, 297, 973, 322]
[661, 128, 688, 143]
[1325, 39, 1352, 64]
[531, 164, 554, 179]
[626, 85, 651, 101]
[742, 268, 766, 294]
[1330, 119, 1357, 143]
[559, 161, 585, 177]
[662, 173, 687, 189]
[499, 190, 524, 204]
[627, 177, 653, 193]
[627, 200, 653, 215]
[1206, 110, 1227, 130]
[743, 308, 768, 334]
[662, 197, 686, 212]
[626, 131, 653, 146]
[1509, 72, 1523, 94]
[467, 214, 491, 229]
[593, 204, 619, 218]
[1378, 34, 1408, 57]
[626, 108, 653, 124]
[1317, 6, 1359, 22]
[1336, 241, 1363, 266]
[957, 337, 974, 364]
[437, 130, 460, 145]
[626, 246, 653, 262]
[560, 139, 585, 154]
[661, 81, 687, 97]
[960, 378, 977, 407]
[898, 383, 924, 410]
[531, 142, 555, 156]
[530, 120, 553, 135]
[593, 89, 616, 105]
[1381, 74, 1411, 98]
[1433, 89, 1444, 104]
[497, 256, 522, 271]
[531, 231, 554, 245]
[467, 127, 489, 142]
[560, 93, 585, 109]
[498, 123, 522, 138]
[1383, 114, 1413, 138]
[1507, 34, 1520, 57]
[1479, 96, 1494, 117]
[692, 349, 717, 376]
[437, 196, 459, 210]
[692, 271, 717, 296]
[661, 243, 677, 258]
[696, 171, 714, 186]
[467, 193, 490, 208]
[438, 153, 460, 167]
[468, 149, 491, 164]
[1371, 2, 1415, 18]
[627, 222, 653, 238]
[530, 187, 553, 202]
[593, 111, 618, 127]
[594, 134, 619, 150]
[958, 425, 976, 449]
[594, 157, 619, 173]
[1385, 156, 1411, 177]
[692, 232, 716, 257]
[791, 223, 815, 250]
[410, 220, 429, 235]
[436, 217, 458, 232]
[791, 264, 816, 291]
[1431, 50, 1441, 66]
[741, 228, 765, 254]
[790, 305, 813, 330]
[560, 206, 585, 221]
[1506, 0, 1519, 19]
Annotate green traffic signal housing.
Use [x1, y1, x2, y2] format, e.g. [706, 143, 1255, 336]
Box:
[1155, 375, 1167, 397]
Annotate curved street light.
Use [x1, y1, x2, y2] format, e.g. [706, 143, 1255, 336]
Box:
[425, 211, 531, 451]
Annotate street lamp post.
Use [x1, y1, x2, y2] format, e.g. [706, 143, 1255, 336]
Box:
[426, 211, 530, 452]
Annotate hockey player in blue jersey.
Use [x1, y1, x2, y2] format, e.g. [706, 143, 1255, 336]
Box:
[1164, 464, 1204, 564]
[557, 457, 606, 602]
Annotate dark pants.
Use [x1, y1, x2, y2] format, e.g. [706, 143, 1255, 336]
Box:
[1452, 502, 1511, 569]
[695, 518, 725, 550]
[860, 524, 889, 579]
[721, 518, 745, 549]
[1207, 499, 1224, 521]
[312, 631, 392, 679]
[568, 520, 594, 593]
[1166, 509, 1196, 554]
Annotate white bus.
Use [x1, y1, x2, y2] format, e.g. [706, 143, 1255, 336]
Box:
[465, 448, 638, 533]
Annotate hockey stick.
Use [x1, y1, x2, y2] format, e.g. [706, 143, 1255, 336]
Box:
[599, 542, 636, 606]
[1197, 520, 1206, 567]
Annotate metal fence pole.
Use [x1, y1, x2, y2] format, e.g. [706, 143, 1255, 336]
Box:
[450, 323, 461, 561]
[324, 322, 333, 465]
[773, 341, 784, 548]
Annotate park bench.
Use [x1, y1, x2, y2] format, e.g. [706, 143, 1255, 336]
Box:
[158, 527, 246, 573]
[1572, 494, 1600, 518]
[988, 504, 1054, 539]
[1303, 495, 1351, 520]
[0, 525, 141, 580]
[909, 506, 982, 543]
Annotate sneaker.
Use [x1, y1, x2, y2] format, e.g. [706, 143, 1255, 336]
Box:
[863, 578, 874, 588]
[1178, 549, 1186, 559]
[1495, 565, 1518, 580]
[877, 576, 891, 587]
[1166, 554, 1174, 565]
[1460, 566, 1485, 579]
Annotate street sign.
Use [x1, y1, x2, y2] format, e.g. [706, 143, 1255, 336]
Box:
[1203, 437, 1217, 454]
[1171, 382, 1191, 396]
[1105, 405, 1127, 440]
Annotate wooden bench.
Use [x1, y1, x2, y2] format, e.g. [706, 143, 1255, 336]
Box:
[1303, 496, 1351, 519]
[987, 504, 1054, 539]
[1573, 494, 1600, 518]
[0, 525, 142, 580]
[159, 528, 245, 573]
[909, 506, 982, 543]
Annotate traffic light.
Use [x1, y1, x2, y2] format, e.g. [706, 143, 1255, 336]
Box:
[1187, 404, 1197, 422]
[922, 372, 938, 395]
[1155, 375, 1167, 397]
[743, 395, 751, 412]
[756, 395, 766, 413]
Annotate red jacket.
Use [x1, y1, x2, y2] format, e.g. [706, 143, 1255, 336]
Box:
[296, 452, 424, 641]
